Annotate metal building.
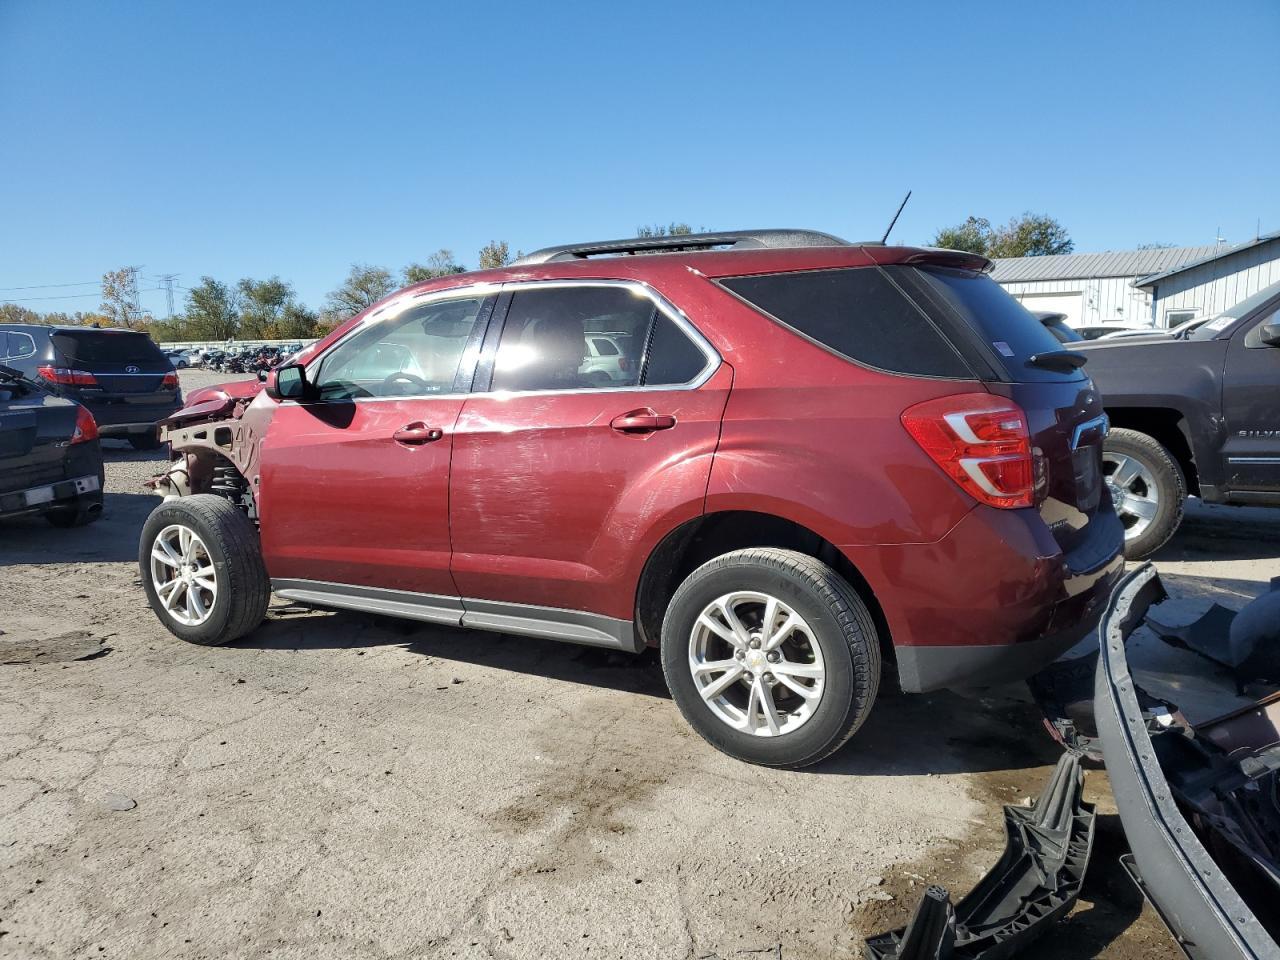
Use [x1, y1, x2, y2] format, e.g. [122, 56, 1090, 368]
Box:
[990, 231, 1280, 330]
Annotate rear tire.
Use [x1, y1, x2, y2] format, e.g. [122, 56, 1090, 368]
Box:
[661, 548, 880, 769]
[1103, 428, 1185, 560]
[139, 495, 269, 646]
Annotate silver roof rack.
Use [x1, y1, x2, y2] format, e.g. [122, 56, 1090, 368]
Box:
[512, 229, 852, 266]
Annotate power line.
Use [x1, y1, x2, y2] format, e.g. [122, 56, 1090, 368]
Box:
[2, 287, 166, 304]
[0, 280, 101, 291]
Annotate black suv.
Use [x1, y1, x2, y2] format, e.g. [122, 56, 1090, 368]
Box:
[0, 324, 181, 448]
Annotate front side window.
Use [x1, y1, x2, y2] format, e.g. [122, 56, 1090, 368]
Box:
[490, 285, 711, 393]
[313, 296, 486, 400]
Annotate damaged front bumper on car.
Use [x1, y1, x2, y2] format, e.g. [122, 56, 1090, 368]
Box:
[1094, 564, 1280, 960]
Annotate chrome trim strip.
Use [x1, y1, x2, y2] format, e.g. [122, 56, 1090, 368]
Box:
[1227, 456, 1280, 464]
[298, 278, 721, 405]
[268, 578, 641, 653]
[1071, 413, 1109, 450]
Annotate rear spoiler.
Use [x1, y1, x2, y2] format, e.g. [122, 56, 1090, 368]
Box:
[864, 247, 993, 274]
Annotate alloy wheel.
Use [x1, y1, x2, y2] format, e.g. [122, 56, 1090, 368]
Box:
[688, 591, 826, 737]
[1102, 452, 1160, 540]
[150, 524, 218, 626]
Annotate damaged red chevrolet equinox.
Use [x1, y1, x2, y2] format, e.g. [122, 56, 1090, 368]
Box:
[140, 230, 1124, 768]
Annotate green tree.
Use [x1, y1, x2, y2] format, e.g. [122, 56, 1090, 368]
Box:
[323, 263, 394, 325]
[276, 303, 319, 340]
[184, 277, 241, 341]
[932, 213, 1073, 258]
[987, 213, 1073, 258]
[932, 216, 992, 254]
[477, 241, 512, 270]
[100, 266, 147, 328]
[635, 222, 695, 237]
[404, 249, 466, 284]
[238, 276, 295, 339]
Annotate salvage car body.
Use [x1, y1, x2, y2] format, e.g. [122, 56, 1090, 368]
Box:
[1095, 564, 1280, 959]
[148, 235, 1124, 694]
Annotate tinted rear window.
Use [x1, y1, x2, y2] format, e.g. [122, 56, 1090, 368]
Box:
[52, 330, 165, 364]
[909, 267, 1084, 382]
[719, 267, 972, 378]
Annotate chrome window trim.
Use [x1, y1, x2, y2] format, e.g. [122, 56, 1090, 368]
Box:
[296, 278, 721, 406]
[4, 332, 36, 362]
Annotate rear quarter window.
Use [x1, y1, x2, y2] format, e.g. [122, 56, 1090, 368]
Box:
[905, 267, 1085, 382]
[719, 267, 973, 378]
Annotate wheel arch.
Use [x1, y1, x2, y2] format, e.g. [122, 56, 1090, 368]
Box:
[1104, 406, 1200, 496]
[634, 509, 893, 665]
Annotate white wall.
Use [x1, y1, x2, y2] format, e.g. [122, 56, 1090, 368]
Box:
[1149, 238, 1280, 325]
[1000, 276, 1153, 327]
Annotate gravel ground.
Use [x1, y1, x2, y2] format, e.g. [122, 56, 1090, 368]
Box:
[1, 368, 1277, 959]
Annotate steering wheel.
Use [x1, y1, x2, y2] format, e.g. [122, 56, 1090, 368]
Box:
[381, 371, 432, 394]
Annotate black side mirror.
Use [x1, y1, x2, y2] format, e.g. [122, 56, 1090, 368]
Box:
[1260, 321, 1280, 347]
[267, 363, 310, 401]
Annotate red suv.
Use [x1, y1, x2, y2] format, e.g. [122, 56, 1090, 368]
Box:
[140, 230, 1123, 768]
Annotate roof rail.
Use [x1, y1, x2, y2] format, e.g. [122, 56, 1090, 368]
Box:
[511, 229, 850, 265]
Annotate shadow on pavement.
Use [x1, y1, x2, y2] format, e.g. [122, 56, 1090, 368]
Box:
[0, 492, 156, 566]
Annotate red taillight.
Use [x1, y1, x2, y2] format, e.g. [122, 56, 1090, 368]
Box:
[37, 365, 97, 386]
[71, 405, 99, 444]
[161, 372, 178, 388]
[618, 357, 632, 372]
[901, 393, 1037, 509]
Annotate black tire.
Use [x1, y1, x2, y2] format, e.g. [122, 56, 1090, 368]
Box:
[1103, 427, 1186, 560]
[129, 432, 163, 451]
[661, 548, 881, 769]
[45, 495, 103, 528]
[138, 494, 270, 646]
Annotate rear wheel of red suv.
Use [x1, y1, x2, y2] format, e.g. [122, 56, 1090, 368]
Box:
[139, 495, 270, 646]
[661, 548, 880, 769]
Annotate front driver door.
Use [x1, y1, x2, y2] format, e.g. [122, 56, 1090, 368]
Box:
[1222, 300, 1280, 497]
[259, 291, 494, 602]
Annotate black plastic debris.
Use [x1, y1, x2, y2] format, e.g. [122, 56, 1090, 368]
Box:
[1146, 577, 1280, 688]
[864, 753, 1095, 960]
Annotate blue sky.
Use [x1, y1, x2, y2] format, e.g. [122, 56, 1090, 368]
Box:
[2, 0, 1277, 315]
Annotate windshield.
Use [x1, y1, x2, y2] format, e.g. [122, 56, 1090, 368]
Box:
[1188, 313, 1237, 341]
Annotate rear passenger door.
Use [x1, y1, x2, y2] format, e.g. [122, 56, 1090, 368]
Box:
[448, 281, 731, 628]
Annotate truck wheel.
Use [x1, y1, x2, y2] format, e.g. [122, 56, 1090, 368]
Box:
[661, 548, 880, 769]
[139, 494, 270, 646]
[1102, 428, 1186, 560]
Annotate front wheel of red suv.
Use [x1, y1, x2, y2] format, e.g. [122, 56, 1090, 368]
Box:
[661, 548, 881, 769]
[139, 495, 270, 646]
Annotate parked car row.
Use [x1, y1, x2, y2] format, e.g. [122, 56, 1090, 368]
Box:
[198, 343, 303, 374]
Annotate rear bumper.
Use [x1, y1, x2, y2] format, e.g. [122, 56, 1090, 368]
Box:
[0, 472, 101, 519]
[80, 396, 181, 434]
[845, 504, 1125, 693]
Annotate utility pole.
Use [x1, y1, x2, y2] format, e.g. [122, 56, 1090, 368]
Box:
[156, 274, 179, 320]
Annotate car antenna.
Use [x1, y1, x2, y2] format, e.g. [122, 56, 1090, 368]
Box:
[881, 190, 912, 244]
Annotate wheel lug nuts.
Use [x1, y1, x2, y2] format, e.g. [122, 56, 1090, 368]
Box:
[763, 673, 774, 683]
[749, 639, 761, 649]
[767, 651, 780, 663]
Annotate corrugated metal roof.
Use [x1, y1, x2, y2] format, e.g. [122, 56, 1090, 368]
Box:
[1133, 231, 1280, 288]
[990, 244, 1219, 283]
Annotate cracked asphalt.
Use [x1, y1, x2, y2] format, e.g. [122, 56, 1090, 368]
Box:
[2, 369, 1277, 959]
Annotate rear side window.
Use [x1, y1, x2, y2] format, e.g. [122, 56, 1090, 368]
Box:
[52, 330, 165, 364]
[719, 267, 973, 378]
[4, 331, 37, 361]
[644, 313, 709, 386]
[907, 267, 1084, 382]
